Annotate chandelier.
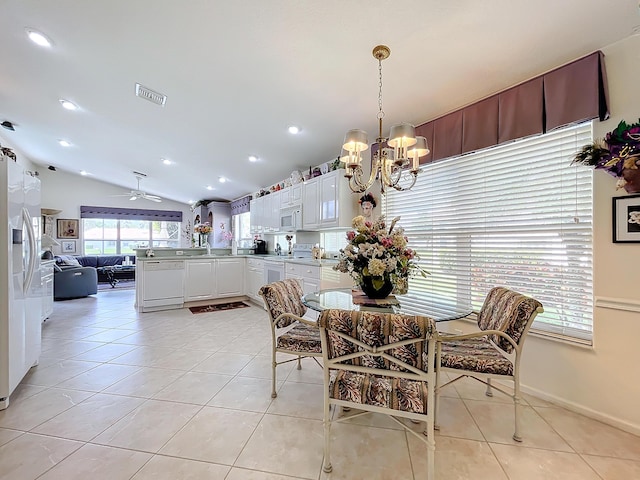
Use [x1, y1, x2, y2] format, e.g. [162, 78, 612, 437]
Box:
[342, 45, 429, 194]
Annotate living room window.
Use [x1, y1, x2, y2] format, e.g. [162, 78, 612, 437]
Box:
[382, 122, 593, 343]
[82, 218, 180, 254]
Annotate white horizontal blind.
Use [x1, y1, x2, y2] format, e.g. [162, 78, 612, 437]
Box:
[382, 123, 593, 342]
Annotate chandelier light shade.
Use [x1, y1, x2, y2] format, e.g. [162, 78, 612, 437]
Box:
[342, 45, 429, 194]
[342, 129, 369, 168]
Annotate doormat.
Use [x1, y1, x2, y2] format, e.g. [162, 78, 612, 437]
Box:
[189, 301, 250, 314]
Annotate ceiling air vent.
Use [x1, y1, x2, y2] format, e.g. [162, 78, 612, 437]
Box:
[135, 83, 166, 106]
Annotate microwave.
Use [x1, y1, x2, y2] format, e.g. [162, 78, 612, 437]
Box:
[280, 206, 302, 231]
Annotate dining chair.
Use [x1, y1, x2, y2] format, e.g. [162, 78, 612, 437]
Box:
[317, 308, 438, 480]
[258, 278, 322, 398]
[435, 286, 543, 442]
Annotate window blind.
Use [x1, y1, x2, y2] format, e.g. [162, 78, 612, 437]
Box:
[382, 123, 593, 343]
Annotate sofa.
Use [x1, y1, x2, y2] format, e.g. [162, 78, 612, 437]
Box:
[53, 254, 136, 299]
[73, 255, 136, 283]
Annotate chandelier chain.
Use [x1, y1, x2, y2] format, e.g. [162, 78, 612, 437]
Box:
[377, 58, 385, 121]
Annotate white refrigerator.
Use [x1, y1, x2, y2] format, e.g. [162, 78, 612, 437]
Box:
[0, 155, 42, 409]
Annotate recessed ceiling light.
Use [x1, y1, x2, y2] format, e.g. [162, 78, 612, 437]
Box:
[288, 125, 300, 134]
[248, 155, 258, 162]
[80, 170, 88, 176]
[206, 185, 213, 191]
[59, 99, 78, 111]
[219, 177, 226, 183]
[58, 140, 71, 147]
[162, 158, 172, 165]
[188, 200, 194, 204]
[25, 28, 52, 47]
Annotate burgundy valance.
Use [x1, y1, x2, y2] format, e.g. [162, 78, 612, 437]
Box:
[416, 51, 609, 163]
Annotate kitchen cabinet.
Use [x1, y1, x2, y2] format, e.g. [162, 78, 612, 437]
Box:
[184, 259, 216, 302]
[319, 169, 358, 228]
[302, 170, 357, 230]
[302, 177, 321, 229]
[250, 191, 281, 234]
[216, 257, 244, 297]
[266, 190, 281, 232]
[281, 183, 302, 207]
[245, 257, 265, 302]
[250, 198, 263, 234]
[41, 260, 54, 321]
[285, 262, 320, 295]
[184, 257, 245, 301]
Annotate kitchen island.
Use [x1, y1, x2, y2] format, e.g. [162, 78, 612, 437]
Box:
[134, 248, 351, 313]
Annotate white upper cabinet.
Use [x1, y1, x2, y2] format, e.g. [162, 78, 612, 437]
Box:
[302, 177, 321, 230]
[251, 169, 357, 233]
[303, 169, 357, 230]
[281, 183, 303, 207]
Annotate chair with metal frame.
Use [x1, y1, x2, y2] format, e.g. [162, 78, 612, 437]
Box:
[435, 286, 543, 442]
[258, 278, 322, 398]
[317, 308, 438, 480]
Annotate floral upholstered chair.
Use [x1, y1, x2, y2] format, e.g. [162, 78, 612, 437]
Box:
[318, 309, 438, 480]
[436, 286, 543, 442]
[258, 279, 322, 398]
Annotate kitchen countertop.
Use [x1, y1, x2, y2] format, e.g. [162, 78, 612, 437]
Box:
[136, 254, 339, 267]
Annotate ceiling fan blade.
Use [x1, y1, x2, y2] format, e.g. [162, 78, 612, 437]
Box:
[146, 196, 162, 202]
[129, 195, 138, 201]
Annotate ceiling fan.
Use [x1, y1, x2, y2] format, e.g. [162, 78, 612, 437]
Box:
[113, 174, 162, 203]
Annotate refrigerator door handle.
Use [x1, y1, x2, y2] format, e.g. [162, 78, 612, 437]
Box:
[22, 207, 36, 294]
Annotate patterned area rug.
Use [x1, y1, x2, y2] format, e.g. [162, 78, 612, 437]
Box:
[189, 301, 250, 314]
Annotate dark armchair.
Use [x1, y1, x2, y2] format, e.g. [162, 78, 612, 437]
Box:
[53, 264, 98, 299]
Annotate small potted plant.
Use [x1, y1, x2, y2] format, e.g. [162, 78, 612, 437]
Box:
[572, 118, 640, 193]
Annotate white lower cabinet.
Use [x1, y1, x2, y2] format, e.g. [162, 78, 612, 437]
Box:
[41, 260, 54, 321]
[184, 258, 245, 302]
[216, 257, 245, 297]
[245, 257, 265, 302]
[184, 259, 216, 302]
[285, 262, 320, 295]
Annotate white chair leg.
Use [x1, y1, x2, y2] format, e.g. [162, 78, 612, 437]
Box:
[434, 345, 441, 430]
[485, 377, 493, 397]
[513, 382, 523, 442]
[323, 405, 333, 473]
[271, 348, 277, 399]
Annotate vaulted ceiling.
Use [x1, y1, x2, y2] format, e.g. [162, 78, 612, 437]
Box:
[1, 1, 638, 204]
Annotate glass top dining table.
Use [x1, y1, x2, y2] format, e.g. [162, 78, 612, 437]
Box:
[302, 288, 473, 322]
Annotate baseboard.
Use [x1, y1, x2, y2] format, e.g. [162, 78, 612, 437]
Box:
[519, 383, 640, 436]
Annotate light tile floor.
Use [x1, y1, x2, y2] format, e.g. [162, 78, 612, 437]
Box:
[1, 288, 639, 479]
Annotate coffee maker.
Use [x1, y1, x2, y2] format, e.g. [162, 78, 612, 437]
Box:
[254, 239, 267, 254]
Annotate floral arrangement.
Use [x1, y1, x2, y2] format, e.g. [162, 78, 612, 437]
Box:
[194, 222, 212, 234]
[334, 215, 428, 294]
[572, 118, 640, 191]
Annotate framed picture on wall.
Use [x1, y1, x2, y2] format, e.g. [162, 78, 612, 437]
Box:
[62, 240, 76, 254]
[57, 218, 79, 239]
[613, 194, 640, 243]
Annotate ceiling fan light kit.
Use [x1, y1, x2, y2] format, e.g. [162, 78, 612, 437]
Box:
[112, 173, 162, 202]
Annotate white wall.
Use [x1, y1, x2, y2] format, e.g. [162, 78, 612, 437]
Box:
[36, 168, 193, 253]
[450, 34, 640, 435]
